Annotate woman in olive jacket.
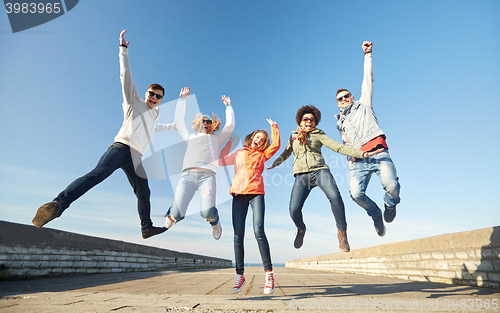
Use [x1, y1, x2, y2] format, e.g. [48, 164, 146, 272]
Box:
[269, 105, 381, 252]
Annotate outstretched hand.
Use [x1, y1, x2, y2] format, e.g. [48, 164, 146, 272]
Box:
[362, 41, 372, 54]
[266, 118, 277, 126]
[221, 95, 231, 106]
[120, 29, 129, 47]
[362, 147, 384, 158]
[267, 165, 275, 170]
[179, 87, 190, 99]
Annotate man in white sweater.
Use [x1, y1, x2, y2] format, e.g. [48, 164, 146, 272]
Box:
[32, 30, 174, 239]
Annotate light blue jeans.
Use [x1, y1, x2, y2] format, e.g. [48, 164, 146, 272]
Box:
[349, 150, 401, 217]
[167, 170, 219, 226]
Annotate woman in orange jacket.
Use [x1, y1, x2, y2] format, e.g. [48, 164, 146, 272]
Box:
[219, 119, 280, 295]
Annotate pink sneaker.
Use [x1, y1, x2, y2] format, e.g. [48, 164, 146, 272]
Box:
[264, 270, 275, 294]
[231, 274, 245, 293]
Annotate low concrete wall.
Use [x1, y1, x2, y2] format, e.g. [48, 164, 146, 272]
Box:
[0, 221, 232, 280]
[286, 226, 500, 289]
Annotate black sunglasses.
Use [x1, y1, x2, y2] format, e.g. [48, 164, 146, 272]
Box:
[148, 90, 163, 100]
[302, 117, 315, 122]
[337, 93, 351, 101]
[202, 119, 213, 124]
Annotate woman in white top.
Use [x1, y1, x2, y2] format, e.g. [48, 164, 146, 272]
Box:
[164, 87, 235, 239]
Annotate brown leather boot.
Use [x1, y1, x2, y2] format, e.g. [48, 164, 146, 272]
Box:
[32, 201, 61, 228]
[337, 229, 350, 252]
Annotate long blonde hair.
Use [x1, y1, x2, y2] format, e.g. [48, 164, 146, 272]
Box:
[192, 113, 221, 133]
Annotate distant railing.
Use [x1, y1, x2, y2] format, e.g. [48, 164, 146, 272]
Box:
[0, 221, 232, 280]
[286, 226, 500, 289]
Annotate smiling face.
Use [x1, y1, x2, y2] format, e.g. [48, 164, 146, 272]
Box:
[145, 88, 164, 109]
[336, 90, 354, 109]
[251, 132, 267, 150]
[300, 113, 316, 131]
[200, 117, 212, 133]
[245, 130, 269, 151]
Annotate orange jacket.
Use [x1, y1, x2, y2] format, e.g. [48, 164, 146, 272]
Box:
[220, 124, 280, 195]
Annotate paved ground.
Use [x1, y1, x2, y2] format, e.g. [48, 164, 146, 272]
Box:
[0, 267, 499, 312]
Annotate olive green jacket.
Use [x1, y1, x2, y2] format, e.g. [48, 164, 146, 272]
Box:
[271, 129, 365, 175]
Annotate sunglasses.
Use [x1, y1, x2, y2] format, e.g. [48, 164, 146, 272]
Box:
[302, 117, 315, 122]
[202, 119, 213, 124]
[148, 90, 163, 100]
[337, 93, 351, 101]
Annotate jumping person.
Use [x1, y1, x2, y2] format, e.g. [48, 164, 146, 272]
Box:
[32, 30, 174, 239]
[219, 119, 280, 294]
[269, 105, 382, 252]
[164, 87, 235, 240]
[335, 41, 401, 237]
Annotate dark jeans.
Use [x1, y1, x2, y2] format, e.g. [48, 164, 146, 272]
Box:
[232, 194, 272, 275]
[289, 168, 347, 231]
[54, 142, 153, 230]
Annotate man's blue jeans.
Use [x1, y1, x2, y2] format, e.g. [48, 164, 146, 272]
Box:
[168, 170, 219, 226]
[289, 168, 347, 231]
[232, 194, 272, 275]
[54, 142, 153, 230]
[349, 150, 401, 217]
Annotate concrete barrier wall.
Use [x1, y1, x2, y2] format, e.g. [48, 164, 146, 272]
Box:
[0, 221, 232, 280]
[286, 226, 500, 289]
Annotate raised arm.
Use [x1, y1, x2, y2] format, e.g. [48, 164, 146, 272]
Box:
[358, 41, 373, 108]
[119, 30, 142, 105]
[264, 119, 281, 160]
[218, 95, 235, 143]
[268, 134, 293, 169]
[174, 87, 191, 141]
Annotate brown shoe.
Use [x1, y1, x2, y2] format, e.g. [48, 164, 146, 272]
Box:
[294, 228, 306, 249]
[32, 201, 61, 228]
[337, 229, 350, 252]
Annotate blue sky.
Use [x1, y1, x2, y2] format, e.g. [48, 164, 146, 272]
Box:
[1, 0, 499, 264]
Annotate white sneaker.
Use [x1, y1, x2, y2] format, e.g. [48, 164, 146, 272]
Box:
[164, 215, 175, 229]
[212, 221, 222, 240]
[264, 270, 275, 294]
[231, 274, 246, 293]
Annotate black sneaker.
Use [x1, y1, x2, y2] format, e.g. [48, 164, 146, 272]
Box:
[32, 201, 61, 228]
[142, 226, 167, 239]
[294, 228, 306, 249]
[383, 203, 397, 223]
[373, 214, 386, 237]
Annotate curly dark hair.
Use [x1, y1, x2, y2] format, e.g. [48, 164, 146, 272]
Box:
[295, 105, 321, 125]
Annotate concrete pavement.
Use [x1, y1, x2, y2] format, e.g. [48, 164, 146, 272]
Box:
[1, 267, 499, 312]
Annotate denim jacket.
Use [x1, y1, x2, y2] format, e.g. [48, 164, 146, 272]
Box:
[335, 53, 385, 149]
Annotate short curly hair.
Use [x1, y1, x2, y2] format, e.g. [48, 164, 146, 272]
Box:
[295, 105, 321, 125]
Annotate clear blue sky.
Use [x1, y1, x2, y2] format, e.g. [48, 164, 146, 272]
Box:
[1, 0, 499, 264]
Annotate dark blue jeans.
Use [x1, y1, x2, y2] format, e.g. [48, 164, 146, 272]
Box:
[232, 194, 272, 275]
[54, 142, 153, 230]
[289, 168, 347, 231]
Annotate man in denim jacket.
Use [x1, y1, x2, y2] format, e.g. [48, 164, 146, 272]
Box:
[335, 41, 401, 237]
